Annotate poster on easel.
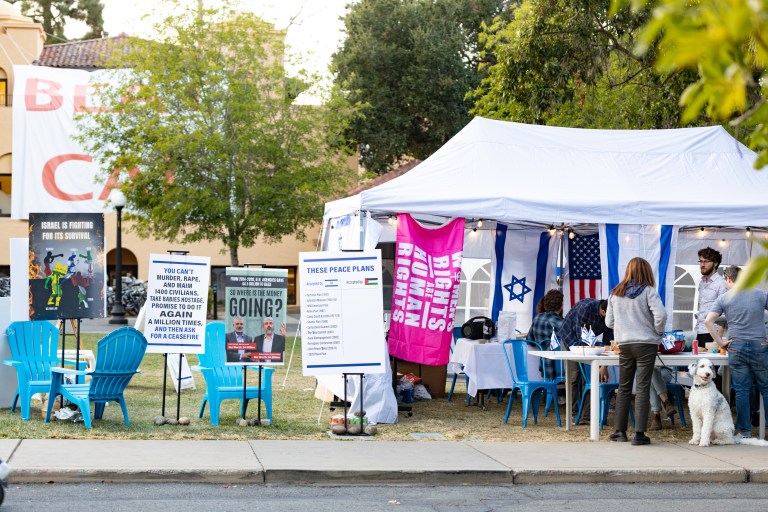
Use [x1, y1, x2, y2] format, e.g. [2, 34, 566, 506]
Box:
[224, 267, 288, 365]
[28, 213, 106, 320]
[144, 253, 210, 354]
[299, 250, 386, 376]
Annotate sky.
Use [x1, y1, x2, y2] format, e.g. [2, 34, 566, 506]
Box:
[65, 0, 355, 83]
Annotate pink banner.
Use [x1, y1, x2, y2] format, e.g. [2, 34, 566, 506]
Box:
[388, 214, 465, 365]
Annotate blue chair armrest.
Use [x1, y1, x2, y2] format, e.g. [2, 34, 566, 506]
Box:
[51, 367, 88, 377]
[190, 364, 204, 372]
[3, 358, 21, 367]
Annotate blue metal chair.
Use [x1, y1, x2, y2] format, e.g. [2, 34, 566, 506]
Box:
[4, 320, 61, 421]
[665, 376, 687, 427]
[502, 339, 561, 427]
[44, 326, 147, 429]
[191, 322, 274, 426]
[574, 363, 635, 429]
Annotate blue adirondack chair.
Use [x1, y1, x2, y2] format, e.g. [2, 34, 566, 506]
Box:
[191, 322, 274, 426]
[4, 320, 62, 421]
[44, 326, 147, 429]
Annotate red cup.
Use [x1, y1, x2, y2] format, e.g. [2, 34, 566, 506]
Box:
[692, 339, 699, 355]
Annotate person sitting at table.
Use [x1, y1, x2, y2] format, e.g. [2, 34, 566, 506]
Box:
[529, 289, 564, 381]
[557, 297, 611, 421]
[606, 257, 667, 446]
[648, 367, 678, 430]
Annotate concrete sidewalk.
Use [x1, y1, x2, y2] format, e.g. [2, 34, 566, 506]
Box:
[2, 438, 767, 485]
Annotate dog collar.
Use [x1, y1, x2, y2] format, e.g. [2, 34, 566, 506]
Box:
[694, 383, 711, 388]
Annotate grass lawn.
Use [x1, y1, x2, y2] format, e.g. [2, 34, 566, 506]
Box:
[0, 333, 695, 443]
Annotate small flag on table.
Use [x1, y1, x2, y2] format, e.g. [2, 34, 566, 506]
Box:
[549, 329, 560, 350]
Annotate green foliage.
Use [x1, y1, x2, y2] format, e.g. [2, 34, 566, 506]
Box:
[470, 0, 696, 129]
[332, 0, 512, 174]
[611, 0, 768, 286]
[75, 1, 357, 266]
[9, 0, 105, 42]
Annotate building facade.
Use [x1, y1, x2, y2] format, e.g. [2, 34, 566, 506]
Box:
[0, 2, 328, 308]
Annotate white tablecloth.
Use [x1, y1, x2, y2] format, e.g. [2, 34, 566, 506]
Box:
[449, 338, 542, 397]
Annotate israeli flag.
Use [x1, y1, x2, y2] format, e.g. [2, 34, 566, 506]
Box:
[599, 224, 678, 330]
[587, 327, 597, 346]
[549, 329, 560, 350]
[490, 225, 558, 333]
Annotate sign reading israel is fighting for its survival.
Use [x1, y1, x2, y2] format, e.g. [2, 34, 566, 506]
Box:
[28, 212, 106, 320]
[144, 254, 210, 354]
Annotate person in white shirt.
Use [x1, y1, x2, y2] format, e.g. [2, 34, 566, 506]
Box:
[695, 247, 728, 347]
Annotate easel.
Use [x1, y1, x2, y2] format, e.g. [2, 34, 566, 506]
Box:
[238, 263, 268, 425]
[159, 250, 188, 423]
[341, 373, 369, 435]
[57, 317, 83, 409]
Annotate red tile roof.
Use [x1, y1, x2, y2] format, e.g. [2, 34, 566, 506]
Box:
[346, 159, 421, 196]
[37, 33, 130, 69]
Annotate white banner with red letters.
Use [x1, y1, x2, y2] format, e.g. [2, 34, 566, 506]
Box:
[11, 65, 125, 219]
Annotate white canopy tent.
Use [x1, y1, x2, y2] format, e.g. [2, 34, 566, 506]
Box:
[347, 117, 768, 226]
[316, 118, 768, 416]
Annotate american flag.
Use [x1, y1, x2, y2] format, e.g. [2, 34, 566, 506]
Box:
[567, 233, 602, 309]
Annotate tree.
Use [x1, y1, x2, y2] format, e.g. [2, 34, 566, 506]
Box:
[75, 1, 357, 267]
[9, 0, 105, 42]
[610, 0, 768, 287]
[470, 0, 696, 129]
[332, 0, 512, 175]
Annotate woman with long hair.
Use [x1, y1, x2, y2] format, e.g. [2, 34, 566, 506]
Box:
[605, 257, 667, 445]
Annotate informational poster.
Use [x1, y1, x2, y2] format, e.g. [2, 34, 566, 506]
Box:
[224, 267, 288, 365]
[144, 254, 210, 354]
[299, 250, 386, 376]
[28, 213, 106, 320]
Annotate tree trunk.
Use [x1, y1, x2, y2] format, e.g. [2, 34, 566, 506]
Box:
[229, 244, 239, 267]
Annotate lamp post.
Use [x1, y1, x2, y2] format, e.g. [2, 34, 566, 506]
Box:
[109, 189, 128, 324]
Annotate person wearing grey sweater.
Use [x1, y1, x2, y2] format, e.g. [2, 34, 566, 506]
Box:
[605, 257, 667, 446]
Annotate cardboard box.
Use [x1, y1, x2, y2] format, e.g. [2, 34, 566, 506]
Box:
[392, 359, 448, 398]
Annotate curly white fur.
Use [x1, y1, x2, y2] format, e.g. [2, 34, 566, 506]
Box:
[688, 358, 768, 447]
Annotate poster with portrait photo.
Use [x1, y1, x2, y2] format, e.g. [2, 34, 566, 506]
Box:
[224, 267, 288, 366]
[28, 212, 106, 320]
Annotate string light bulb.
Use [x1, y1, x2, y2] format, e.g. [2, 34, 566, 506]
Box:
[746, 227, 752, 238]
[548, 224, 556, 236]
[568, 228, 575, 240]
[477, 218, 483, 228]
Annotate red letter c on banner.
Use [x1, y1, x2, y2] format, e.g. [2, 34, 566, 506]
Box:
[42, 154, 94, 201]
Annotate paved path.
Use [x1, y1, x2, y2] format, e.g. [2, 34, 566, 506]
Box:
[1, 438, 767, 485]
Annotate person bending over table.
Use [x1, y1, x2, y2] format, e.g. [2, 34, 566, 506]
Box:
[705, 265, 768, 439]
[557, 297, 612, 421]
[606, 257, 667, 446]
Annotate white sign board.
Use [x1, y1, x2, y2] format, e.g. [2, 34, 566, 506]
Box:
[144, 253, 210, 354]
[299, 250, 386, 376]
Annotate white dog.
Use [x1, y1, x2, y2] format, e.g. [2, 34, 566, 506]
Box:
[688, 358, 768, 447]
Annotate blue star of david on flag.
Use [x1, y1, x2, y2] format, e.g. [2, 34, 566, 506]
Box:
[503, 274, 532, 303]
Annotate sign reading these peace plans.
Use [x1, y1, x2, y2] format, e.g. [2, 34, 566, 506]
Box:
[299, 251, 386, 376]
[144, 254, 210, 354]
